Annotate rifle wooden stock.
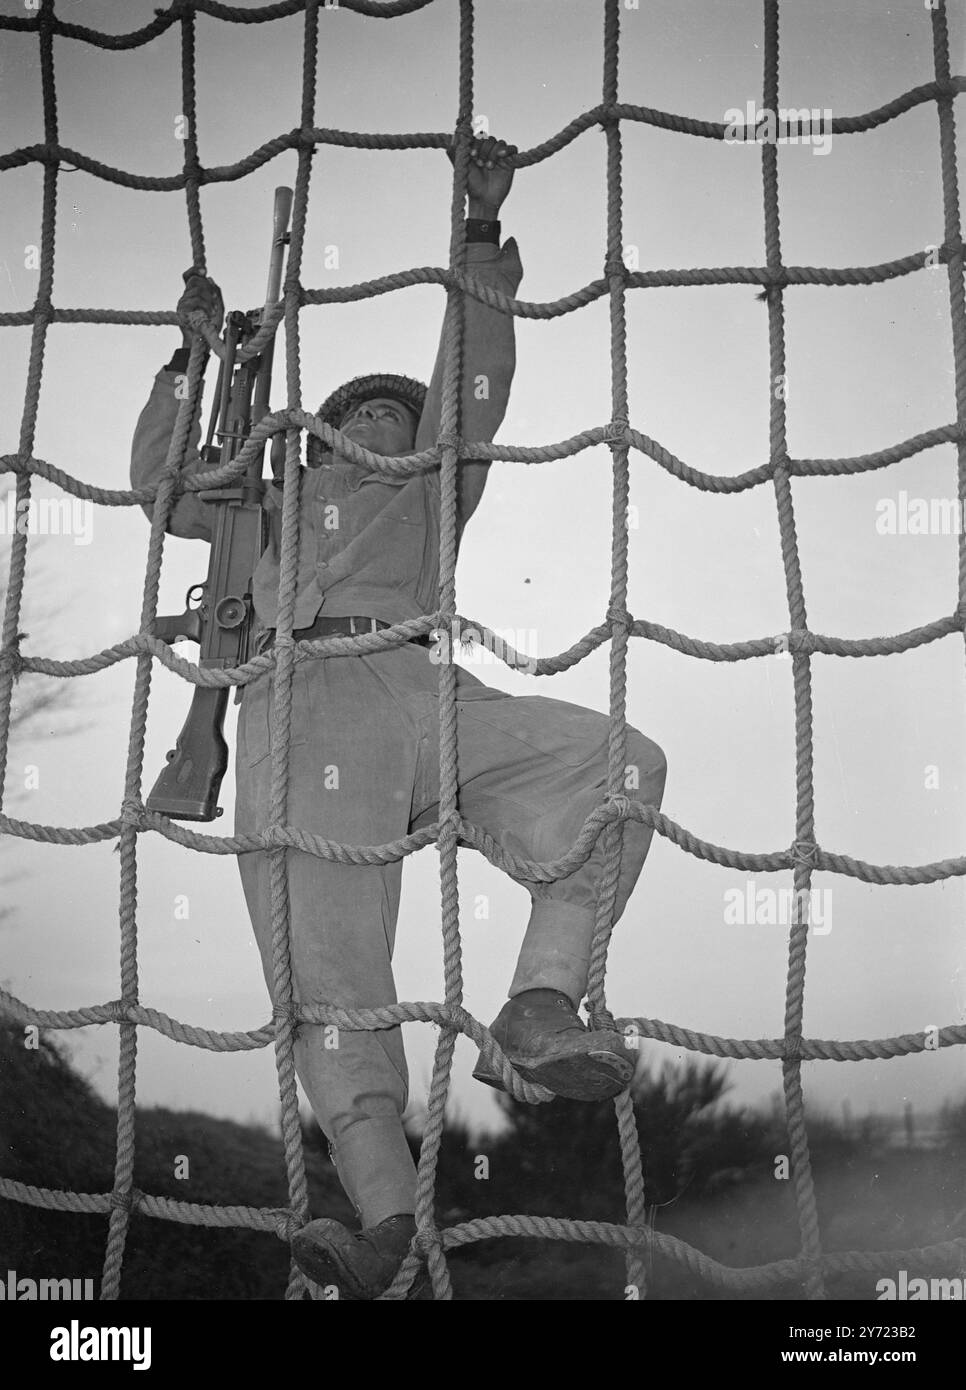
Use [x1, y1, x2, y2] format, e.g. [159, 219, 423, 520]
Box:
[149, 686, 229, 822]
[147, 187, 292, 822]
[145, 475, 266, 819]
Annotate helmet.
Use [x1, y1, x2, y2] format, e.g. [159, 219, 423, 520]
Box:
[307, 372, 427, 467]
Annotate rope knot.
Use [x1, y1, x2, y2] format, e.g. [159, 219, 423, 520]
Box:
[756, 271, 788, 304]
[436, 430, 461, 454]
[603, 258, 628, 281]
[603, 417, 629, 444]
[790, 839, 819, 868]
[109, 1187, 140, 1214]
[120, 797, 144, 828]
[587, 1005, 618, 1034]
[413, 1226, 440, 1256]
[272, 1000, 302, 1025]
[0, 636, 25, 682]
[605, 604, 633, 628]
[606, 793, 634, 822]
[450, 1006, 472, 1039]
[278, 1209, 304, 1243]
[109, 998, 138, 1025]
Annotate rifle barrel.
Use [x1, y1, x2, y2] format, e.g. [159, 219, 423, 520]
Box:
[251, 186, 294, 438]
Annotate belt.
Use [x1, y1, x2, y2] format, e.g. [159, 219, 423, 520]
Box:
[261, 615, 431, 650]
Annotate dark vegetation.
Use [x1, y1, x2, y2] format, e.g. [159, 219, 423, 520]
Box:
[2, 1016, 964, 1300]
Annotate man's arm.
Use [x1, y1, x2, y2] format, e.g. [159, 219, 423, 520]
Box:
[130, 274, 226, 542]
[415, 134, 522, 534]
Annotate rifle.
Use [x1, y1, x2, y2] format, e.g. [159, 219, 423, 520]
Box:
[146, 186, 293, 821]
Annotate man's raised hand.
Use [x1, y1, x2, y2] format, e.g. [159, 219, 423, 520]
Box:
[448, 134, 517, 220]
[177, 269, 225, 345]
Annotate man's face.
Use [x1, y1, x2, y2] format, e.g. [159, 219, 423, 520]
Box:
[338, 396, 416, 458]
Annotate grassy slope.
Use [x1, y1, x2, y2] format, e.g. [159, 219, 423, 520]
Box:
[0, 1020, 354, 1299]
[2, 1019, 964, 1300]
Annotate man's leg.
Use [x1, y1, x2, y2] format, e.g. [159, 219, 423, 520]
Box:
[234, 655, 419, 1229]
[494, 714, 666, 1008]
[413, 675, 667, 1093]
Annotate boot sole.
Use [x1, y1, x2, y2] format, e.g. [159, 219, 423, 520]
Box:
[291, 1227, 369, 1300]
[473, 1044, 634, 1101]
[291, 1223, 424, 1302]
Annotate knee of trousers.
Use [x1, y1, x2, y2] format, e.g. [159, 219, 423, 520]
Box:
[608, 731, 666, 918]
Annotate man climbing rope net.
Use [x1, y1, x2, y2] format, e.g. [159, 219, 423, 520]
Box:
[131, 135, 667, 1299]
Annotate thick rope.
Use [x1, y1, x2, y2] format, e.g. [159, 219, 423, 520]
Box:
[1, 0, 964, 1304]
[6, 410, 966, 522]
[932, 3, 966, 677]
[261, 0, 321, 1301]
[3, 1174, 963, 1296]
[8, 245, 966, 335]
[99, 1, 215, 1290]
[3, 604, 964, 689]
[760, 0, 826, 1301]
[2, 795, 966, 890]
[398, 0, 476, 1304]
[758, 0, 825, 1302]
[5, 982, 964, 1065]
[7, 84, 966, 184]
[586, 0, 648, 1299]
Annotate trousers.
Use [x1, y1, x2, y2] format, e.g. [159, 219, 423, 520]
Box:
[235, 640, 667, 1226]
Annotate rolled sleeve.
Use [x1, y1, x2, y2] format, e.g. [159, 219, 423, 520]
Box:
[415, 236, 523, 532]
[130, 369, 215, 542]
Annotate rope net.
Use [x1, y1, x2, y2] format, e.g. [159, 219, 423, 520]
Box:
[1, 0, 965, 1302]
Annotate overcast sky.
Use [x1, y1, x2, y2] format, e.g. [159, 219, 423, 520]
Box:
[1, 0, 964, 1145]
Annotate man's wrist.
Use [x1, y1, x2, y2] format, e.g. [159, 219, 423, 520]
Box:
[468, 198, 500, 220]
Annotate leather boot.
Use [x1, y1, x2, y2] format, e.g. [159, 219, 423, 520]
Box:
[472, 988, 634, 1101]
[291, 1213, 417, 1300]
